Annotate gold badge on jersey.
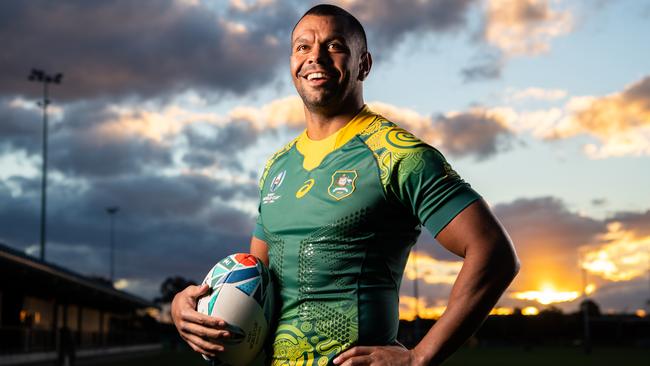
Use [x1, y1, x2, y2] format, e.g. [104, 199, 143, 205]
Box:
[296, 178, 315, 199]
[328, 170, 357, 200]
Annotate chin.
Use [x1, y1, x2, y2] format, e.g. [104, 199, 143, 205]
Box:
[300, 91, 341, 109]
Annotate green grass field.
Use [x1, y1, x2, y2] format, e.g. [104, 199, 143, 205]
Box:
[81, 346, 649, 366]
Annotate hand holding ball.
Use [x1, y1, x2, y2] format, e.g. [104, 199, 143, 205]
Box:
[196, 253, 275, 365]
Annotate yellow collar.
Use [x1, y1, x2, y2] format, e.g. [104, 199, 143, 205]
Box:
[296, 105, 377, 171]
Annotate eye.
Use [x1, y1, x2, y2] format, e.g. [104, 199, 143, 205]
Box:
[295, 44, 309, 52]
[328, 42, 343, 51]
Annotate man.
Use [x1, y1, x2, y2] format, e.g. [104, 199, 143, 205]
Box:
[172, 4, 519, 366]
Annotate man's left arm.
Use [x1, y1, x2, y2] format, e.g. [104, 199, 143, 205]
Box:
[334, 199, 520, 366]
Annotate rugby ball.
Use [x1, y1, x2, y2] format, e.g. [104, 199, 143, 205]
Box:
[197, 253, 275, 365]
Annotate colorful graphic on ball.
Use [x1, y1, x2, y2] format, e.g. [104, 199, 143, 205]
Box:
[196, 253, 275, 366]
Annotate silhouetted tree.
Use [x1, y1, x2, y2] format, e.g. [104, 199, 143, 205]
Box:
[155, 276, 196, 304]
[580, 298, 601, 317]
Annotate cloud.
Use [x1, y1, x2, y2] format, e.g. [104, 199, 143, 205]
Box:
[403, 250, 462, 285]
[507, 87, 568, 101]
[400, 196, 649, 314]
[579, 221, 650, 282]
[484, 0, 573, 56]
[461, 50, 504, 83]
[331, 0, 478, 48]
[506, 76, 650, 158]
[0, 171, 258, 299]
[433, 108, 516, 160]
[0, 0, 289, 101]
[565, 76, 650, 158]
[369, 102, 517, 161]
[487, 196, 603, 310]
[485, 76, 650, 158]
[461, 0, 573, 82]
[0, 98, 44, 154]
[399, 295, 448, 320]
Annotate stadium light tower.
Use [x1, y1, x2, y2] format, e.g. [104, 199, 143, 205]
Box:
[106, 206, 120, 283]
[28, 69, 63, 261]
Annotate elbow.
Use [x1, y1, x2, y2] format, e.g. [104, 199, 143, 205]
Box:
[503, 242, 520, 282]
[511, 253, 521, 279]
[490, 238, 520, 282]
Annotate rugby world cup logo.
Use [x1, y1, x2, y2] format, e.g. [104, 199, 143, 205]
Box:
[328, 170, 357, 200]
[269, 170, 286, 192]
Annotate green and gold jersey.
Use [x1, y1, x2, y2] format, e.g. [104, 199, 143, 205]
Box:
[253, 106, 480, 366]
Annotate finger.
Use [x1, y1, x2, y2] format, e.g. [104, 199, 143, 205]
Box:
[339, 355, 373, 366]
[334, 347, 375, 364]
[184, 333, 225, 357]
[180, 321, 231, 341]
[180, 309, 228, 329]
[186, 283, 211, 299]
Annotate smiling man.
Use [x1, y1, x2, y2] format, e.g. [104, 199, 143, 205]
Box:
[172, 4, 519, 366]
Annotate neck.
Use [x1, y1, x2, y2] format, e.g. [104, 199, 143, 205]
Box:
[303, 96, 364, 140]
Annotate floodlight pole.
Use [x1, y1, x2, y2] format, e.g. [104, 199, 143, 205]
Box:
[106, 206, 120, 283]
[28, 69, 63, 262]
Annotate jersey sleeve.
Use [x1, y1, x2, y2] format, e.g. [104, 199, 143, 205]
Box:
[388, 146, 481, 237]
[252, 167, 267, 241]
[252, 206, 267, 242]
[252, 175, 267, 241]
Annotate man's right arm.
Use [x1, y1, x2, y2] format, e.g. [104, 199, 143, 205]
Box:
[250, 236, 269, 266]
[171, 236, 267, 357]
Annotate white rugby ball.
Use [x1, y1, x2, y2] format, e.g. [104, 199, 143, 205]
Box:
[197, 253, 275, 365]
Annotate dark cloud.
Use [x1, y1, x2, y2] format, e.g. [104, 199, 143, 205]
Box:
[607, 209, 650, 237]
[0, 0, 288, 101]
[461, 54, 503, 82]
[182, 119, 261, 171]
[184, 120, 259, 152]
[433, 109, 514, 161]
[0, 171, 258, 299]
[335, 0, 478, 48]
[494, 197, 604, 252]
[0, 0, 486, 102]
[0, 98, 41, 154]
[492, 197, 605, 291]
[591, 198, 607, 207]
[51, 131, 172, 179]
[1, 98, 174, 178]
[587, 278, 649, 312]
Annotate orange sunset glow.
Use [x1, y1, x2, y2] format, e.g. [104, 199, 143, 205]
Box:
[579, 222, 650, 282]
[403, 251, 462, 285]
[511, 283, 582, 305]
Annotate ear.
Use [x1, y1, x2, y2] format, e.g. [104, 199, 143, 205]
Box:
[358, 51, 372, 81]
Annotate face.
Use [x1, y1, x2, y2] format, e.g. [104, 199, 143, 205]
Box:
[290, 15, 369, 111]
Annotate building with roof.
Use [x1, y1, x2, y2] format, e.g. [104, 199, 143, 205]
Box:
[0, 242, 161, 365]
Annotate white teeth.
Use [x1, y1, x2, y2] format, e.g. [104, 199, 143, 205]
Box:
[307, 72, 325, 80]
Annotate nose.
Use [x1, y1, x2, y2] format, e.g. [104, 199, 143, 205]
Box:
[307, 43, 329, 65]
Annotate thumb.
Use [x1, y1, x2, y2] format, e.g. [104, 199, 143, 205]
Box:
[188, 283, 211, 298]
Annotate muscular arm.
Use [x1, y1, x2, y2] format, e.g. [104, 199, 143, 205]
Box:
[411, 198, 520, 365]
[250, 236, 269, 266]
[335, 199, 519, 366]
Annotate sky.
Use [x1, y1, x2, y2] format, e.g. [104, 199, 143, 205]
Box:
[1, 0, 649, 318]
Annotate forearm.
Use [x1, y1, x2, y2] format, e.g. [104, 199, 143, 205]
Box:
[412, 247, 519, 366]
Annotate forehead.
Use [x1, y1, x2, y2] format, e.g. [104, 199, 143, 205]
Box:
[292, 14, 351, 43]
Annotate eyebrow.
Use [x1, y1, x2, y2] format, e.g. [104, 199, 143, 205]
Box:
[292, 34, 348, 45]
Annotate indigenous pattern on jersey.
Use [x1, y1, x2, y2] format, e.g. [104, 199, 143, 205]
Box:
[253, 106, 480, 366]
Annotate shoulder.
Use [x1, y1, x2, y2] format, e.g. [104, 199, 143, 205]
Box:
[259, 136, 298, 189]
[358, 114, 457, 186]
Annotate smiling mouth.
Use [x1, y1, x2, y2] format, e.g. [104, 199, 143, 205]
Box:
[306, 72, 327, 80]
[300, 70, 336, 82]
